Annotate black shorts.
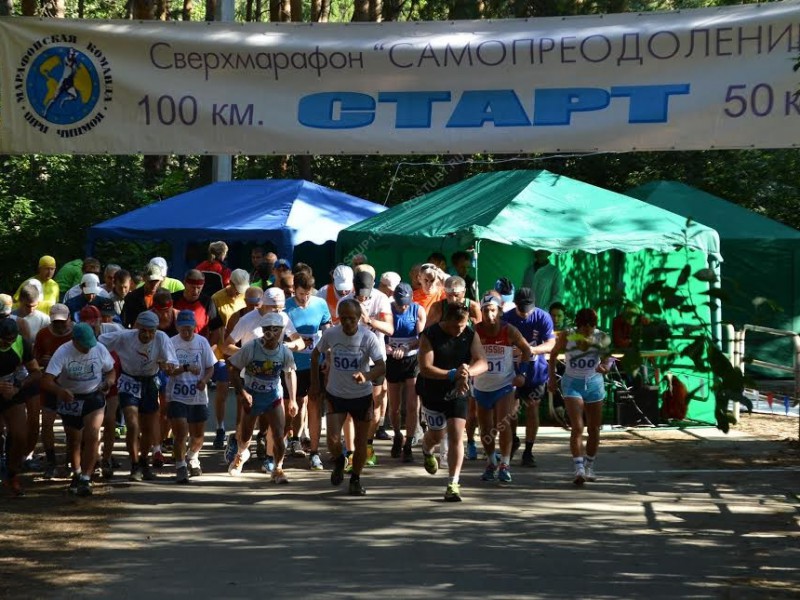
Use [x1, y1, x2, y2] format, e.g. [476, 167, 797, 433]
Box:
[386, 355, 419, 384]
[167, 401, 209, 424]
[119, 374, 160, 414]
[295, 370, 324, 399]
[41, 391, 58, 412]
[517, 383, 547, 403]
[59, 391, 106, 430]
[326, 392, 373, 423]
[420, 393, 469, 421]
[0, 395, 26, 413]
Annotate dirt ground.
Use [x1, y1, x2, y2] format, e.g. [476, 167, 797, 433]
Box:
[1, 413, 797, 598]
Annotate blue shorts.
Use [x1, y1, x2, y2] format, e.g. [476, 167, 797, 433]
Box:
[157, 370, 168, 392]
[212, 361, 229, 383]
[473, 384, 515, 410]
[119, 374, 160, 414]
[167, 401, 209, 424]
[245, 391, 282, 417]
[561, 374, 605, 403]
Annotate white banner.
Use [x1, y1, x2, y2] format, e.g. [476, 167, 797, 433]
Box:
[0, 3, 798, 155]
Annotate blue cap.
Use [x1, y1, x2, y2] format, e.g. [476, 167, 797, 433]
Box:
[275, 258, 291, 270]
[176, 309, 196, 328]
[73, 322, 97, 349]
[494, 277, 515, 304]
[136, 311, 159, 329]
[393, 282, 413, 306]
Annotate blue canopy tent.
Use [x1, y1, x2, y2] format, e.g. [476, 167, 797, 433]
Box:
[87, 179, 385, 278]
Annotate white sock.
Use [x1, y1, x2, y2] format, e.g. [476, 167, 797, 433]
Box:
[153, 444, 162, 454]
[79, 473, 90, 482]
[573, 457, 584, 467]
[448, 475, 459, 485]
[187, 450, 199, 461]
[488, 452, 497, 466]
[176, 460, 186, 468]
[218, 422, 225, 431]
[585, 455, 596, 467]
[501, 455, 510, 466]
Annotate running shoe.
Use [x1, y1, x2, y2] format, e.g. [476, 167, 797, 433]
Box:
[585, 464, 597, 482]
[129, 464, 144, 482]
[402, 444, 414, 463]
[271, 468, 289, 484]
[497, 463, 512, 484]
[480, 464, 497, 482]
[261, 456, 275, 474]
[224, 434, 239, 465]
[176, 465, 189, 484]
[101, 459, 114, 480]
[348, 478, 366, 496]
[423, 452, 438, 475]
[4, 474, 24, 497]
[115, 425, 127, 439]
[444, 482, 462, 502]
[189, 458, 202, 477]
[375, 426, 391, 441]
[142, 465, 157, 481]
[573, 465, 586, 486]
[23, 456, 42, 472]
[390, 435, 403, 458]
[465, 440, 478, 461]
[228, 449, 250, 476]
[290, 439, 306, 458]
[331, 454, 346, 486]
[309, 453, 324, 471]
[76, 478, 93, 497]
[68, 472, 80, 494]
[161, 437, 174, 451]
[43, 462, 57, 480]
[256, 433, 267, 460]
[344, 453, 354, 474]
[152, 450, 166, 469]
[521, 451, 537, 468]
[300, 436, 312, 453]
[365, 444, 378, 467]
[213, 428, 226, 450]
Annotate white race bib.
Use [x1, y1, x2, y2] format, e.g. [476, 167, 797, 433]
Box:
[248, 377, 278, 393]
[171, 380, 198, 402]
[422, 407, 447, 431]
[58, 398, 84, 416]
[118, 374, 142, 399]
[332, 351, 360, 372]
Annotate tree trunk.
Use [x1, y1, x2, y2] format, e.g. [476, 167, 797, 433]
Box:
[269, 0, 278, 21]
[311, 0, 320, 21]
[133, 0, 155, 19]
[255, 0, 262, 20]
[0, 0, 12, 17]
[319, 0, 329, 22]
[245, 0, 253, 20]
[280, 0, 289, 20]
[290, 0, 301, 20]
[156, 0, 170, 19]
[352, 0, 368, 21]
[382, 0, 402, 21]
[21, 0, 36, 15]
[41, 0, 65, 17]
[205, 0, 215, 21]
[368, 0, 381, 22]
[182, 0, 192, 20]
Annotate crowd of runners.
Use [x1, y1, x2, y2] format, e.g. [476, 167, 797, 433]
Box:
[0, 245, 613, 501]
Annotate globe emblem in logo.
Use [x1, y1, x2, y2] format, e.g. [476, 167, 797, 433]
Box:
[26, 46, 100, 125]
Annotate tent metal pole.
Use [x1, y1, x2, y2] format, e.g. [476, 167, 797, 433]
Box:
[710, 257, 723, 349]
[212, 0, 235, 183]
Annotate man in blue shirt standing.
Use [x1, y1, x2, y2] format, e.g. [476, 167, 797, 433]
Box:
[502, 287, 556, 468]
[285, 271, 332, 471]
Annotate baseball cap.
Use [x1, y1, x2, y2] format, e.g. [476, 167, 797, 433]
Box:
[514, 287, 536, 312]
[354, 264, 376, 279]
[39, 255, 57, 268]
[145, 264, 164, 281]
[230, 269, 250, 294]
[494, 277, 515, 303]
[80, 273, 102, 295]
[148, 257, 168, 277]
[0, 318, 19, 337]
[96, 297, 115, 317]
[393, 282, 413, 306]
[79, 305, 101, 324]
[177, 309, 196, 328]
[274, 259, 291, 270]
[260, 312, 284, 328]
[0, 294, 12, 317]
[136, 311, 159, 329]
[380, 272, 401, 292]
[333, 265, 354, 292]
[50, 303, 70, 321]
[444, 276, 466, 294]
[354, 271, 374, 297]
[262, 287, 285, 307]
[481, 293, 502, 308]
[73, 322, 97, 349]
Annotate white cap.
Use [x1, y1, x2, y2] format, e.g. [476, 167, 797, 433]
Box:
[333, 265, 354, 292]
[24, 278, 43, 299]
[260, 312, 284, 328]
[380, 271, 401, 292]
[50, 303, 70, 321]
[80, 273, 102, 295]
[230, 269, 250, 294]
[262, 287, 285, 306]
[148, 257, 168, 277]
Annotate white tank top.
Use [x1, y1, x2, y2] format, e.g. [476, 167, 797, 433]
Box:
[563, 329, 609, 378]
[474, 324, 515, 393]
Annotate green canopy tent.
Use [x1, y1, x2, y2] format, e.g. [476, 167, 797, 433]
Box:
[627, 181, 800, 377]
[338, 170, 723, 424]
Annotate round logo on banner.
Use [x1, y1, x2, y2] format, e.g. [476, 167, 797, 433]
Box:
[15, 36, 113, 139]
